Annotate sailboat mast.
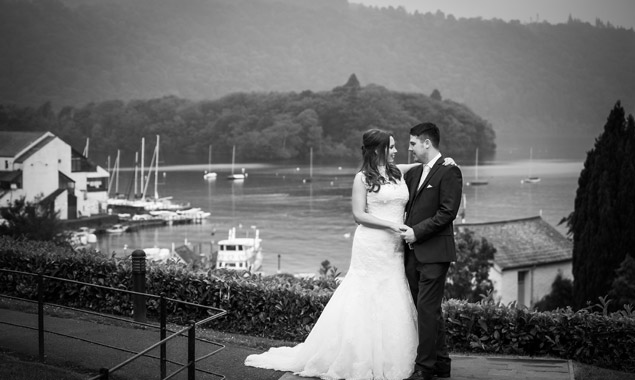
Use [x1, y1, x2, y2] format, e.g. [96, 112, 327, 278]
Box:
[475, 148, 479, 180]
[134, 151, 139, 197]
[83, 138, 89, 157]
[154, 135, 159, 200]
[231, 145, 236, 175]
[310, 146, 313, 179]
[107, 155, 111, 195]
[208, 145, 212, 172]
[528, 147, 533, 177]
[141, 137, 145, 195]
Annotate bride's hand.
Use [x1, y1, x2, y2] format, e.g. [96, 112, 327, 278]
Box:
[443, 157, 459, 167]
[390, 224, 408, 233]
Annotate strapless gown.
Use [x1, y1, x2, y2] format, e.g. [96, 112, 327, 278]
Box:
[245, 177, 417, 380]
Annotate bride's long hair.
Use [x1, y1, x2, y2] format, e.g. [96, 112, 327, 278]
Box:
[360, 129, 401, 192]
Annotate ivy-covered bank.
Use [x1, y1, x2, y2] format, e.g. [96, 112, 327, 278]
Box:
[1, 237, 633, 372]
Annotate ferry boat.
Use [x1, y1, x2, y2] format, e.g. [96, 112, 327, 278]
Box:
[216, 227, 263, 272]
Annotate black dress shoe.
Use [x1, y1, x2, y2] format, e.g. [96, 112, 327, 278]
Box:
[434, 361, 451, 378]
[404, 369, 435, 380]
[434, 369, 451, 378]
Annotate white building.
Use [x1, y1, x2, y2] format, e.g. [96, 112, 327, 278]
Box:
[455, 216, 573, 308]
[0, 131, 109, 219]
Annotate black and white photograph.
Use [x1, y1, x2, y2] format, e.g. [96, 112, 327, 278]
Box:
[1, 0, 634, 379]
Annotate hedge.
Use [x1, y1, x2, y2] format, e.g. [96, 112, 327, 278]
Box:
[1, 236, 634, 372]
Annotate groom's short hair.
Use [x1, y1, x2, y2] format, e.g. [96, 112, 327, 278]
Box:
[410, 122, 440, 148]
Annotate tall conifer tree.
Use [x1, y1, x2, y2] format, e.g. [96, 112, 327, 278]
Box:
[568, 101, 635, 308]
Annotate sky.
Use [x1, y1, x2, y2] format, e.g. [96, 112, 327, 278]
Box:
[353, 0, 635, 29]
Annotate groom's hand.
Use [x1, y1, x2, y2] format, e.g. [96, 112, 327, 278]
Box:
[400, 227, 416, 245]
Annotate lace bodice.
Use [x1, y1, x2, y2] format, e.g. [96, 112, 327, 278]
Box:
[364, 177, 410, 224]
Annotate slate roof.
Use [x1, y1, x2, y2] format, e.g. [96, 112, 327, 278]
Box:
[0, 131, 49, 158]
[15, 135, 56, 163]
[455, 216, 572, 270]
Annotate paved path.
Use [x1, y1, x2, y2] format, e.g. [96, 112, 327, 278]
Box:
[0, 308, 573, 380]
[279, 356, 573, 380]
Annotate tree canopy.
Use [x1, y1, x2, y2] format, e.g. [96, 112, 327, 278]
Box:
[0, 78, 496, 165]
[566, 101, 635, 309]
[0, 0, 632, 149]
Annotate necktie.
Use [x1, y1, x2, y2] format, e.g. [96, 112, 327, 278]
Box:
[418, 165, 431, 190]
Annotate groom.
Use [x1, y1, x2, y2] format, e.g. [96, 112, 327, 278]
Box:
[401, 122, 463, 380]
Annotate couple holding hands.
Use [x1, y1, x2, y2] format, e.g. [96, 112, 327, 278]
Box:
[246, 122, 463, 380]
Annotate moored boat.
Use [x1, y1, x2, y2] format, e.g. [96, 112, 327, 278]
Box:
[520, 147, 541, 184]
[227, 145, 246, 180]
[216, 227, 263, 272]
[105, 224, 128, 234]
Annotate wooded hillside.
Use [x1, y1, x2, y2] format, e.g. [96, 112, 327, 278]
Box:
[1, 0, 632, 157]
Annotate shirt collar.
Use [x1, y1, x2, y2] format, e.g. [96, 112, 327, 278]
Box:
[425, 152, 442, 168]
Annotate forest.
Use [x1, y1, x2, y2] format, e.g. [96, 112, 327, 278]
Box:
[0, 75, 495, 164]
[0, 0, 632, 156]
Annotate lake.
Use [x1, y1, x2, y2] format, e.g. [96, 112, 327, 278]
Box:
[97, 159, 583, 276]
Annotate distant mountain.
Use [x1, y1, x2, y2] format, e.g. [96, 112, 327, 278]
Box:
[1, 0, 633, 157]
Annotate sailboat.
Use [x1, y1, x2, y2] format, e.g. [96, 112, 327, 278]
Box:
[227, 145, 245, 180]
[203, 145, 217, 180]
[521, 147, 541, 184]
[106, 136, 193, 214]
[466, 148, 488, 186]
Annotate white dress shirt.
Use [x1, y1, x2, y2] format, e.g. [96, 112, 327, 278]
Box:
[418, 152, 441, 190]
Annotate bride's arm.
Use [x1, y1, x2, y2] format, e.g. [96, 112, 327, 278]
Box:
[396, 163, 421, 174]
[352, 172, 406, 233]
[397, 158, 458, 174]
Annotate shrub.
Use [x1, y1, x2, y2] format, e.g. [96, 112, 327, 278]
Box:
[1, 236, 634, 372]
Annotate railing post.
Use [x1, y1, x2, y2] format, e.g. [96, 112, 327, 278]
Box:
[37, 273, 44, 362]
[131, 250, 147, 323]
[188, 322, 196, 380]
[160, 295, 167, 379]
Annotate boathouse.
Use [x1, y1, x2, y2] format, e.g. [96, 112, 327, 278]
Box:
[0, 131, 109, 220]
[455, 216, 573, 308]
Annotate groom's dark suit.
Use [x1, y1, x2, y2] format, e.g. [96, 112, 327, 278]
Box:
[404, 156, 462, 376]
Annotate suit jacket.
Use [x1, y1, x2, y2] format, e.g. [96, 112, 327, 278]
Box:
[404, 156, 463, 263]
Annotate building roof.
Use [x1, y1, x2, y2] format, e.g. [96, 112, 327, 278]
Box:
[15, 135, 57, 163]
[0, 170, 21, 182]
[0, 131, 50, 158]
[455, 216, 572, 270]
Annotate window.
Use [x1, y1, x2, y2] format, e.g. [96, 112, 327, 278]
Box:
[86, 177, 108, 192]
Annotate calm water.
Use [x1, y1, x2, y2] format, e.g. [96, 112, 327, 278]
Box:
[97, 159, 583, 276]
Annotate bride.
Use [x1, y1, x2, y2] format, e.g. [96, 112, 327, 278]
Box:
[245, 129, 453, 380]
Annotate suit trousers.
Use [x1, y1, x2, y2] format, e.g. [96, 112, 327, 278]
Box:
[404, 251, 451, 374]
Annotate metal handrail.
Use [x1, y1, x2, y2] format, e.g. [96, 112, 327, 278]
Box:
[0, 267, 228, 379]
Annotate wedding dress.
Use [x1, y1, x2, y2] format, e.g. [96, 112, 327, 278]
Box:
[245, 174, 417, 380]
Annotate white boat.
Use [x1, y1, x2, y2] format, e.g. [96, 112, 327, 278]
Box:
[521, 147, 541, 184]
[227, 145, 246, 180]
[216, 227, 263, 271]
[106, 224, 128, 234]
[521, 177, 541, 184]
[69, 227, 97, 247]
[143, 247, 173, 262]
[466, 148, 488, 186]
[203, 145, 217, 180]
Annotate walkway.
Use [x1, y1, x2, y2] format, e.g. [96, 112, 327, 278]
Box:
[0, 308, 573, 380]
